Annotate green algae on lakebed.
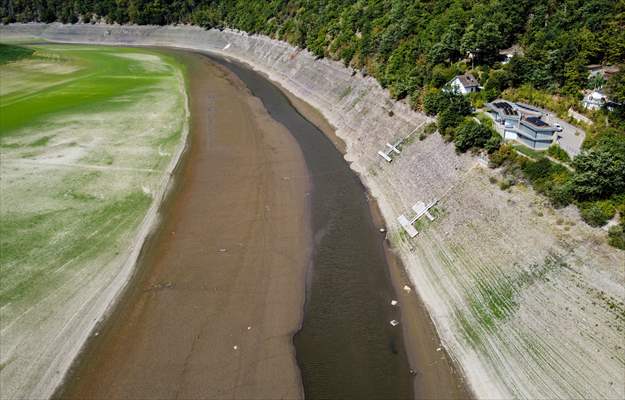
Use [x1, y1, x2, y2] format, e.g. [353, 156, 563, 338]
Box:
[0, 43, 188, 398]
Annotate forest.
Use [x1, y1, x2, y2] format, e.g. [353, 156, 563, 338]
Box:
[2, 0, 624, 247]
[2, 1, 624, 101]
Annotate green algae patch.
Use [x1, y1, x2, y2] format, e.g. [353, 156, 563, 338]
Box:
[457, 254, 569, 344]
[0, 43, 34, 64]
[0, 46, 179, 135]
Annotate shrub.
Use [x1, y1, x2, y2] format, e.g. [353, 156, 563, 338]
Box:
[424, 122, 437, 135]
[579, 201, 616, 227]
[546, 182, 574, 208]
[437, 109, 463, 133]
[499, 178, 514, 190]
[608, 223, 625, 250]
[522, 158, 553, 182]
[547, 145, 571, 163]
[489, 144, 515, 167]
[612, 194, 625, 216]
[484, 134, 502, 154]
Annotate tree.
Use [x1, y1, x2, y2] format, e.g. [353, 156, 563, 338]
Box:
[606, 68, 625, 105]
[423, 89, 447, 115]
[572, 132, 625, 201]
[437, 108, 462, 134]
[453, 120, 493, 152]
[461, 22, 503, 64]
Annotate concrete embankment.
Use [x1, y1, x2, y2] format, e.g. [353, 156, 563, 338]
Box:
[3, 24, 624, 399]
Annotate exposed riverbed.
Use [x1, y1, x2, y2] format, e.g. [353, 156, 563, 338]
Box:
[206, 54, 415, 399]
[56, 49, 311, 399]
[55, 49, 425, 399]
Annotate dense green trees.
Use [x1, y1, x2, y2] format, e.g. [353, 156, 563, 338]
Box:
[572, 131, 625, 201]
[2, 0, 623, 106]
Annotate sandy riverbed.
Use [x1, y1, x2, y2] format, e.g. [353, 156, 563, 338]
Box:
[56, 50, 311, 399]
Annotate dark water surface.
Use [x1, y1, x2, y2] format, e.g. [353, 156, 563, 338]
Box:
[206, 54, 413, 400]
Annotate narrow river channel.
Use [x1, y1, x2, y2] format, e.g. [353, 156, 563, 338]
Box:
[207, 54, 414, 400]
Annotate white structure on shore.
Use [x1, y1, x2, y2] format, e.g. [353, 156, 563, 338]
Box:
[582, 90, 608, 110]
[447, 73, 479, 94]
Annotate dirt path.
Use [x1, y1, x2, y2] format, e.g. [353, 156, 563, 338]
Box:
[57, 50, 311, 399]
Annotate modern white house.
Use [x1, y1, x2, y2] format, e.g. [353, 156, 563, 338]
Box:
[486, 100, 557, 150]
[447, 73, 479, 94]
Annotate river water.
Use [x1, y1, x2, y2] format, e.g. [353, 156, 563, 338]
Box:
[207, 55, 413, 400]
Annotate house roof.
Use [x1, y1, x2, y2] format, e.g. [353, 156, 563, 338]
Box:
[499, 44, 523, 56]
[591, 90, 607, 100]
[523, 116, 554, 131]
[456, 73, 478, 88]
[586, 65, 620, 78]
[526, 116, 548, 127]
[492, 101, 518, 116]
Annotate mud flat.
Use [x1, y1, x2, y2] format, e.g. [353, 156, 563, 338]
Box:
[3, 24, 625, 399]
[57, 50, 311, 399]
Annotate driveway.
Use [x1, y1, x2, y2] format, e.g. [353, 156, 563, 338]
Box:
[541, 112, 585, 157]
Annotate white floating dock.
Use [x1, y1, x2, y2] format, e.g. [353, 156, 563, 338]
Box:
[411, 201, 435, 221]
[386, 143, 401, 154]
[397, 214, 418, 237]
[377, 150, 392, 162]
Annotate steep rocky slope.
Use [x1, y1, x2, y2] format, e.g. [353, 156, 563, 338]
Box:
[2, 23, 623, 399]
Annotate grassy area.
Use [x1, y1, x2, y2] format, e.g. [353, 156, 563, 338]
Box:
[0, 44, 187, 328]
[0, 46, 182, 136]
[512, 144, 546, 160]
[0, 43, 34, 64]
[458, 255, 568, 346]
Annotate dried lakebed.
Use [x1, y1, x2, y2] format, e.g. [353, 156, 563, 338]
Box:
[1, 43, 457, 398]
[58, 49, 456, 399]
[3, 23, 624, 400]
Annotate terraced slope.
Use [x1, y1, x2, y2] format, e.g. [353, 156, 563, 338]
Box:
[0, 44, 188, 399]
